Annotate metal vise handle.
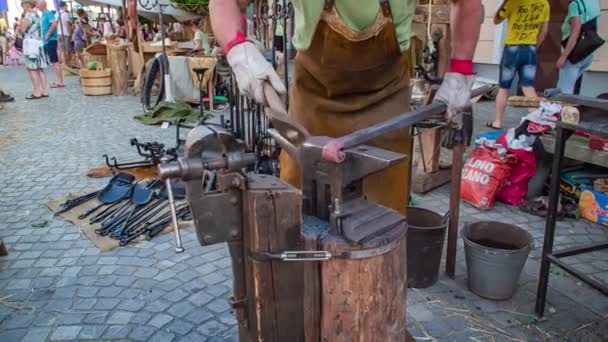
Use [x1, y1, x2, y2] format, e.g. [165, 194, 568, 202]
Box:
[262, 83, 309, 161]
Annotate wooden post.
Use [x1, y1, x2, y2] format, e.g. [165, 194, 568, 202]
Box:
[536, 0, 568, 92]
[417, 126, 442, 173]
[242, 175, 305, 342]
[109, 44, 129, 95]
[415, 0, 451, 77]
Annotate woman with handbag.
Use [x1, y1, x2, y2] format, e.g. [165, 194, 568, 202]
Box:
[557, 0, 603, 94]
[20, 0, 48, 99]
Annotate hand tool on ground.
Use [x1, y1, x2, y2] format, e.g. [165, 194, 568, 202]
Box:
[118, 202, 190, 246]
[111, 182, 155, 239]
[145, 204, 190, 239]
[54, 190, 101, 215]
[121, 195, 167, 232]
[77, 173, 135, 219]
[119, 183, 186, 238]
[103, 138, 178, 170]
[97, 198, 136, 235]
[94, 179, 162, 226]
[119, 199, 170, 245]
[96, 199, 132, 227]
[89, 198, 128, 223]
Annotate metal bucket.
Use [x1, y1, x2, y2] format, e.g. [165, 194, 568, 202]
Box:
[462, 221, 534, 300]
[406, 207, 448, 288]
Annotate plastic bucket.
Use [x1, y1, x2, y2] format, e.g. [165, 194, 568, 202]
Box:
[462, 221, 534, 300]
[406, 207, 448, 288]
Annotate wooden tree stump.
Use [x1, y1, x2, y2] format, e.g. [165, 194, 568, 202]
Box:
[109, 44, 129, 96]
[320, 234, 407, 342]
[304, 224, 408, 342]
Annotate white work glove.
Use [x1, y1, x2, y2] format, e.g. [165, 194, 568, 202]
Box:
[227, 41, 286, 105]
[434, 73, 476, 129]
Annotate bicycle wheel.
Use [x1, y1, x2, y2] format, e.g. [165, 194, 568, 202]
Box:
[141, 54, 168, 112]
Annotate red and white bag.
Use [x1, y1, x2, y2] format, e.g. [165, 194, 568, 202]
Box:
[461, 143, 516, 209]
[496, 130, 537, 206]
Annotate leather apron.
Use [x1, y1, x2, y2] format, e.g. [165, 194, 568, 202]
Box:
[280, 0, 412, 214]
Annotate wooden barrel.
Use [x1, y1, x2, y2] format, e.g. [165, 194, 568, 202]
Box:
[80, 63, 112, 96]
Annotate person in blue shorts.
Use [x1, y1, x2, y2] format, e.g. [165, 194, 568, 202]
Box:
[38, 0, 65, 88]
[488, 0, 550, 129]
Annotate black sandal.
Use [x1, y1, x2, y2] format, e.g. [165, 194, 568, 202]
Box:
[519, 198, 565, 220]
[25, 94, 42, 100]
[486, 121, 502, 130]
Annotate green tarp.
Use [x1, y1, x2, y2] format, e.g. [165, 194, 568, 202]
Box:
[134, 101, 211, 125]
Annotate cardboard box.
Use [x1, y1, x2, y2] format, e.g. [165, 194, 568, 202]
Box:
[579, 186, 608, 226]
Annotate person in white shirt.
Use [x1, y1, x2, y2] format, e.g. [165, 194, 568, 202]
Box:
[99, 17, 113, 37]
[56, 1, 72, 63]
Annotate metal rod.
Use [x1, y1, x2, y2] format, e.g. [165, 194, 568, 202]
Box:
[283, 0, 289, 107]
[551, 93, 608, 111]
[228, 240, 248, 340]
[335, 85, 492, 150]
[229, 71, 235, 133]
[416, 126, 427, 173]
[552, 242, 608, 258]
[165, 178, 184, 253]
[445, 143, 464, 278]
[234, 82, 241, 138]
[535, 126, 567, 317]
[546, 255, 608, 296]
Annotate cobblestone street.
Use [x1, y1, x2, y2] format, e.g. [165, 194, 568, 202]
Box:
[0, 66, 607, 341]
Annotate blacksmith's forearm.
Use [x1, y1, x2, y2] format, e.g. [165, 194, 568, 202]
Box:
[451, 0, 483, 60]
[209, 0, 242, 47]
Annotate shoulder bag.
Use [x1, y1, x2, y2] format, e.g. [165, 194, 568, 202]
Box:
[23, 37, 42, 58]
[563, 0, 605, 64]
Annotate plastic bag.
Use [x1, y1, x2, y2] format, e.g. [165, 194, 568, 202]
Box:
[495, 130, 537, 206]
[461, 143, 516, 209]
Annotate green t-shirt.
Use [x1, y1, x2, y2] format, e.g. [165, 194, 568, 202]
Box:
[194, 30, 211, 53]
[291, 0, 415, 52]
[275, 18, 285, 37]
[561, 0, 601, 40]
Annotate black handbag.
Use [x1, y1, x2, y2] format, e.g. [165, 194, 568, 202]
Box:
[14, 35, 23, 51]
[562, 0, 605, 64]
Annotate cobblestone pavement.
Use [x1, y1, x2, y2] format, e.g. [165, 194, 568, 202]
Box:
[0, 66, 607, 341]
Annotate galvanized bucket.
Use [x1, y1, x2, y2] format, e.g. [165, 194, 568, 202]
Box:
[462, 221, 534, 300]
[406, 207, 448, 288]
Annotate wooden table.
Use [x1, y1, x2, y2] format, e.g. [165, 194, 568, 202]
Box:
[535, 94, 608, 317]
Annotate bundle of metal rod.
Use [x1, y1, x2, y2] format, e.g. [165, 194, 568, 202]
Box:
[84, 181, 189, 246]
[54, 190, 101, 215]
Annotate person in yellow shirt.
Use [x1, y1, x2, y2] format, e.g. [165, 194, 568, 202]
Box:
[488, 0, 550, 129]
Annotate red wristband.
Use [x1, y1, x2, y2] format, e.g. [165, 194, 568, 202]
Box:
[224, 31, 247, 54]
[449, 59, 475, 75]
